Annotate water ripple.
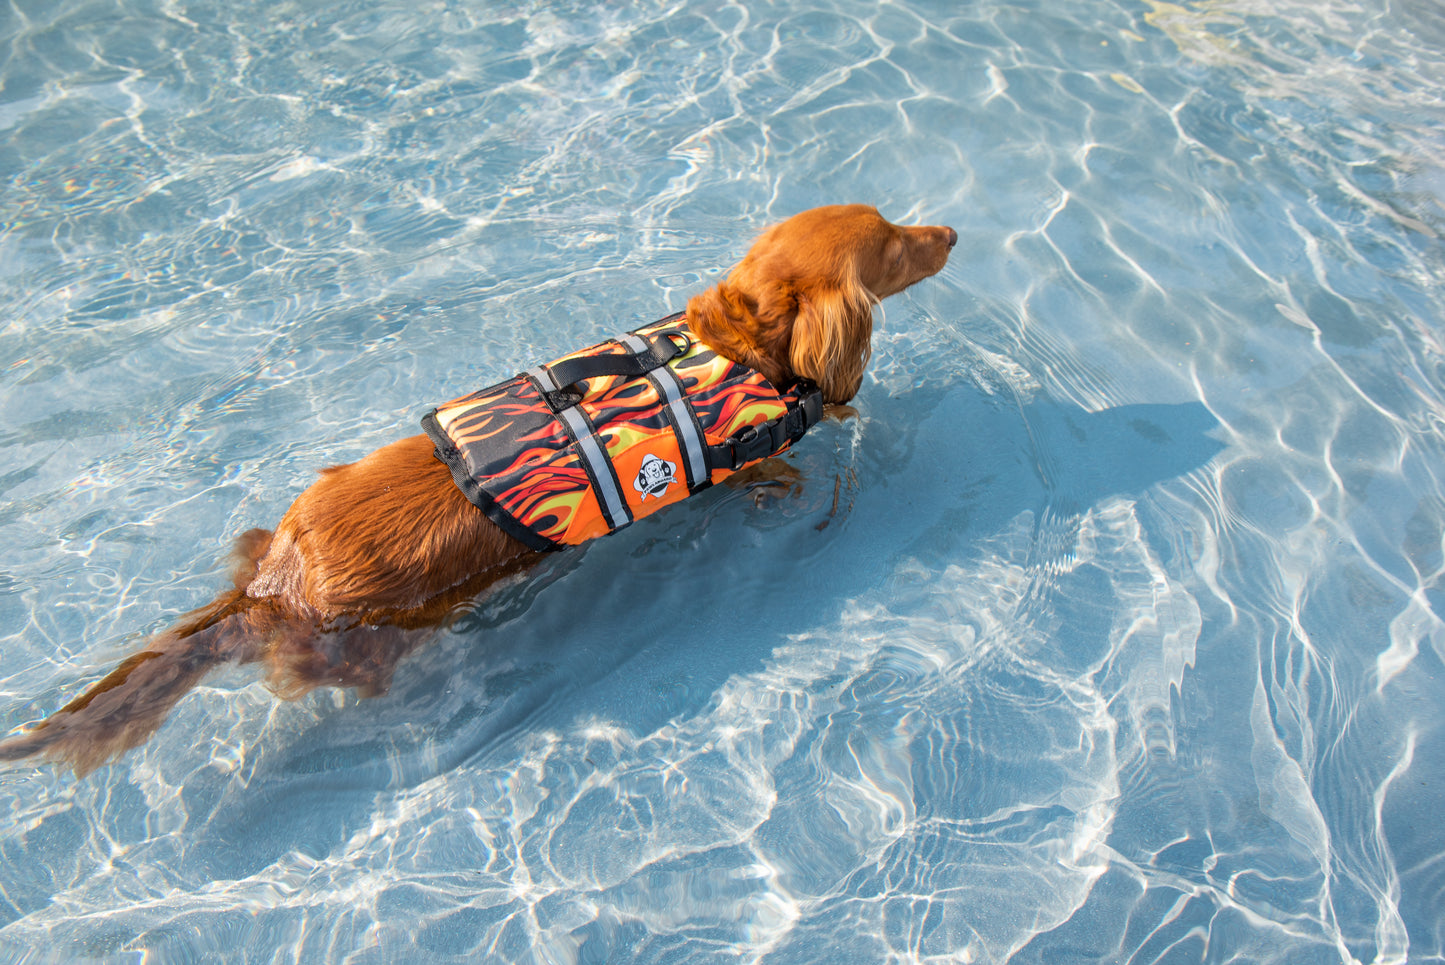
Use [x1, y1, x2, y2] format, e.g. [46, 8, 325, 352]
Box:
[4, 0, 1445, 961]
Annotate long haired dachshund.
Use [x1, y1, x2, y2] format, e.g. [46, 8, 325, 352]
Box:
[0, 204, 956, 776]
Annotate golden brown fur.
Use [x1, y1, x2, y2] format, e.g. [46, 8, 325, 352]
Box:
[0, 204, 955, 776]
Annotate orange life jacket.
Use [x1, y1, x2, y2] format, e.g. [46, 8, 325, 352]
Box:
[422, 313, 824, 551]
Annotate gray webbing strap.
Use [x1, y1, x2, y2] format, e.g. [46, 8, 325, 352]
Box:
[622, 334, 709, 490]
[526, 364, 632, 532]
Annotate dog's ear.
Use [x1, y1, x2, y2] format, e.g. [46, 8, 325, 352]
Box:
[687, 276, 797, 390]
[789, 280, 874, 404]
[751, 273, 799, 330]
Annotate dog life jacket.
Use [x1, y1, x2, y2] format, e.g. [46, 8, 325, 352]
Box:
[422, 313, 824, 552]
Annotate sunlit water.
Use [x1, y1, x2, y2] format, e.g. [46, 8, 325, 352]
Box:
[2, 0, 1444, 961]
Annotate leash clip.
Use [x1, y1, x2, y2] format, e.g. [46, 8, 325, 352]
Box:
[663, 329, 693, 358]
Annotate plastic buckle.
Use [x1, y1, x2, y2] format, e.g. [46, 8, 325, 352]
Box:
[731, 424, 762, 469]
[731, 417, 790, 469]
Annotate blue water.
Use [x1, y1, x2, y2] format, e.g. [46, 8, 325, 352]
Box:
[3, 0, 1444, 961]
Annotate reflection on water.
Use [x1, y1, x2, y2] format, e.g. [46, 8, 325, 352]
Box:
[3, 0, 1444, 961]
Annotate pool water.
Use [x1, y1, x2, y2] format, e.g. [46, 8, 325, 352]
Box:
[3, 0, 1444, 961]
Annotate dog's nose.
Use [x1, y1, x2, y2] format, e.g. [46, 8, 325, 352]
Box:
[946, 227, 958, 248]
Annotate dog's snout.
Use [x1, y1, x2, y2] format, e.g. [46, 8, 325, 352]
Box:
[945, 227, 958, 248]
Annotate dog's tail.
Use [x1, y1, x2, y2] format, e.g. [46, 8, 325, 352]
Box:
[0, 529, 275, 777]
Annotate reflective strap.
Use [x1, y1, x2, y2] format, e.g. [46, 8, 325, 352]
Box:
[557, 407, 631, 531]
[623, 334, 709, 490]
[527, 364, 632, 532]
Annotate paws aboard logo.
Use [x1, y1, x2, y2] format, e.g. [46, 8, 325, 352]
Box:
[633, 453, 678, 500]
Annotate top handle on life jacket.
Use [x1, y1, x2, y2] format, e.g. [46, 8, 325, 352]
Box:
[534, 332, 689, 411]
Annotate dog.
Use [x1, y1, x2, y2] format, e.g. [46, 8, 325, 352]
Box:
[0, 204, 956, 776]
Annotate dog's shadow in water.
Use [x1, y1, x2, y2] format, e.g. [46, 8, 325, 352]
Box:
[183, 379, 1224, 878]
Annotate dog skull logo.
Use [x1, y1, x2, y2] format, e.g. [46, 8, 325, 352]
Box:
[633, 453, 678, 500]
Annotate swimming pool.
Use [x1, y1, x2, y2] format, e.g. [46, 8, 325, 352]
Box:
[2, 0, 1443, 960]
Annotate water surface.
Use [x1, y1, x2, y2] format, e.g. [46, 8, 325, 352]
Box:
[2, 0, 1444, 962]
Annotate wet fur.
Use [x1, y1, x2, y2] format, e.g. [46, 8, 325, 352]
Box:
[0, 204, 955, 776]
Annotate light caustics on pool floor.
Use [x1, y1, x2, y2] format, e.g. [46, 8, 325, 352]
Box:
[1, 0, 1444, 962]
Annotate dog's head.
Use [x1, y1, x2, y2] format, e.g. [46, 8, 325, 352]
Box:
[687, 204, 956, 404]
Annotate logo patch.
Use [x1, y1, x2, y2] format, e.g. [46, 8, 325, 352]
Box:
[633, 453, 678, 500]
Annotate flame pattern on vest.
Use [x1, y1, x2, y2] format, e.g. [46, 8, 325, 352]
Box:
[423, 314, 816, 551]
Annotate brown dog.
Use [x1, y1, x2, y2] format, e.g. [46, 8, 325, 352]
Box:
[0, 204, 956, 775]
